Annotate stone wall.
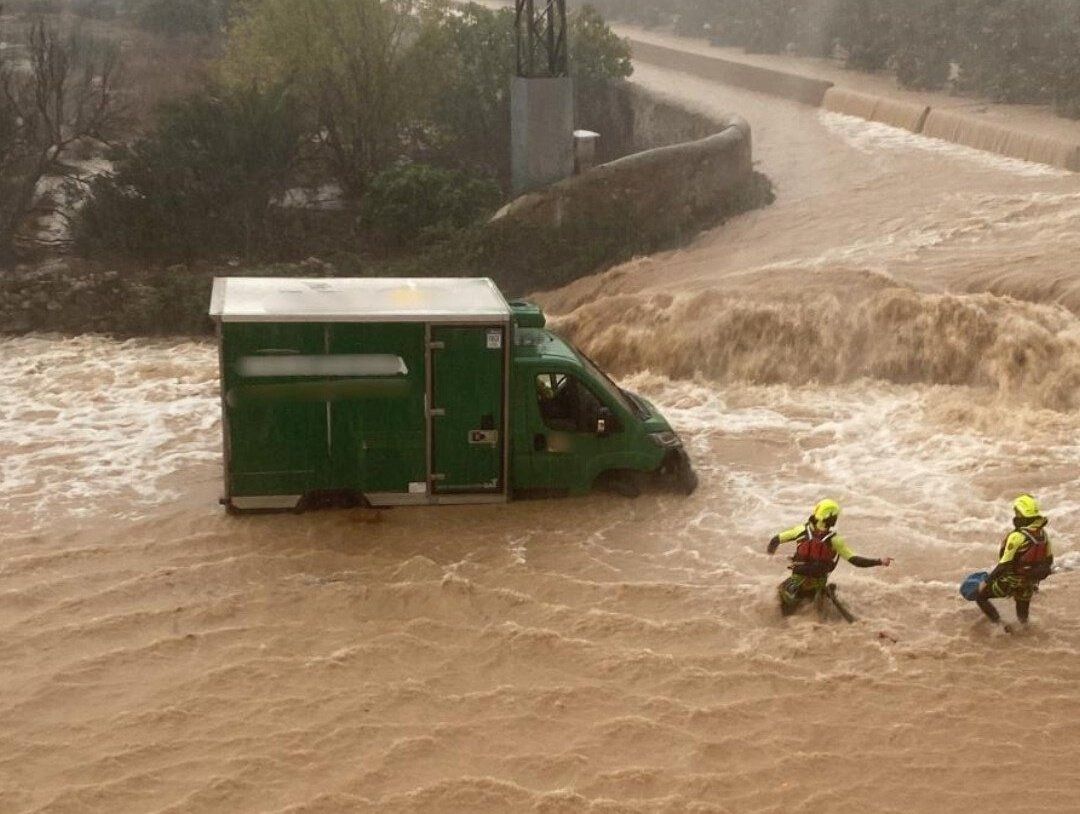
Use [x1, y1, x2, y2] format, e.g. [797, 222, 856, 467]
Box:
[491, 111, 752, 238]
[627, 40, 833, 106]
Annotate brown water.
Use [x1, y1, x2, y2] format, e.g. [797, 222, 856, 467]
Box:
[3, 59, 1080, 813]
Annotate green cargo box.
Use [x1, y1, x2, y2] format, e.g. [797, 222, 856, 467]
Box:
[210, 277, 512, 511]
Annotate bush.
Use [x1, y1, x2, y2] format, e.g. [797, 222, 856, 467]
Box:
[673, 0, 713, 38]
[829, 0, 896, 71]
[955, 0, 1057, 102]
[74, 85, 301, 261]
[362, 163, 502, 246]
[1051, 18, 1080, 118]
[741, 0, 794, 54]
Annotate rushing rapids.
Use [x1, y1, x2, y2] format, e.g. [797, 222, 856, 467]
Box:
[2, 57, 1080, 814]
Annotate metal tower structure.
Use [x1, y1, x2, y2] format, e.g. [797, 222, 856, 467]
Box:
[515, 0, 568, 78]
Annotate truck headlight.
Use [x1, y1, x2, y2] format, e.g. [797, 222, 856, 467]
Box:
[648, 431, 681, 448]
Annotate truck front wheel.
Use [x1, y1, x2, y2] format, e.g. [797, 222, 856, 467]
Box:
[663, 449, 697, 495]
[676, 455, 698, 495]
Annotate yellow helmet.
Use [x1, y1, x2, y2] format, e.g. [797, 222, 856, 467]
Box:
[813, 499, 841, 524]
[1013, 494, 1041, 519]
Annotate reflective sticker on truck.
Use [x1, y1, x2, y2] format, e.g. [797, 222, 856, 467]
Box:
[469, 430, 499, 445]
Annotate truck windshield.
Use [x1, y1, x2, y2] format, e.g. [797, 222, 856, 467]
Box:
[572, 347, 648, 419]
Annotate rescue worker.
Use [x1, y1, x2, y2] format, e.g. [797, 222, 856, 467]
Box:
[766, 499, 893, 616]
[975, 494, 1054, 631]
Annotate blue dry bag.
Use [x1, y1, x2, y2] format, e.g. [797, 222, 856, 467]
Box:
[960, 571, 989, 601]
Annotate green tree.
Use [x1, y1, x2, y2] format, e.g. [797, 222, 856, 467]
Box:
[0, 18, 124, 257]
[419, 3, 516, 181]
[894, 0, 957, 90]
[75, 85, 301, 260]
[224, 1, 636, 194]
[829, 0, 896, 71]
[1049, 1, 1080, 118]
[956, 0, 1057, 103]
[569, 4, 633, 83]
[223, 0, 436, 199]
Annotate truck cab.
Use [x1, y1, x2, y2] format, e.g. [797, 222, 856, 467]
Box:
[508, 302, 696, 497]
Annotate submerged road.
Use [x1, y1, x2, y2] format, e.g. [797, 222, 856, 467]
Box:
[1, 27, 1079, 814]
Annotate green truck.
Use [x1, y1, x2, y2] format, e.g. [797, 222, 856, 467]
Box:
[209, 277, 696, 511]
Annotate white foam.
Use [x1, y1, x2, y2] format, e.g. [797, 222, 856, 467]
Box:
[0, 335, 220, 527]
[820, 110, 1070, 178]
[628, 376, 1080, 567]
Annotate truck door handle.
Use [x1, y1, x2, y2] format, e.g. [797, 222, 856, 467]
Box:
[533, 433, 546, 452]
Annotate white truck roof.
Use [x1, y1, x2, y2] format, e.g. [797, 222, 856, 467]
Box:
[209, 277, 511, 323]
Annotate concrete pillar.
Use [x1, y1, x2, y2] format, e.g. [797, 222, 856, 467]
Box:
[511, 76, 575, 196]
[573, 130, 601, 174]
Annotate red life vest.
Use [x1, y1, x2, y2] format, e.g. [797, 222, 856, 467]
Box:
[1013, 527, 1051, 579]
[792, 523, 839, 577]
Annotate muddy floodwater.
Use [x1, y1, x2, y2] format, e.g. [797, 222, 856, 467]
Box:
[3, 58, 1080, 813]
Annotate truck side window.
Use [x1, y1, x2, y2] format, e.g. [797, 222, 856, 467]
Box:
[535, 373, 604, 433]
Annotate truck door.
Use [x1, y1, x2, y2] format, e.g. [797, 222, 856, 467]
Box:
[430, 325, 506, 494]
[528, 371, 611, 491]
